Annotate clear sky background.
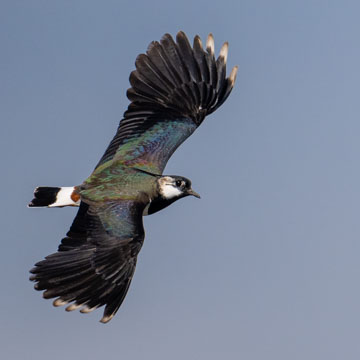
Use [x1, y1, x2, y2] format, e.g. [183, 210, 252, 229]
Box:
[1, 0, 360, 359]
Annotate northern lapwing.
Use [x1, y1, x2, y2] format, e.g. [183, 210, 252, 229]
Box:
[29, 31, 238, 323]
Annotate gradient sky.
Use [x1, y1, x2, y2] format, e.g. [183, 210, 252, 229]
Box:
[2, 1, 360, 359]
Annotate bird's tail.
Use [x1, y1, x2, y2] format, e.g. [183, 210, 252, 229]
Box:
[28, 186, 80, 208]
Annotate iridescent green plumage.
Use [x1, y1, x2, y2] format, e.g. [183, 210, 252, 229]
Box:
[81, 165, 157, 203]
[93, 117, 197, 176]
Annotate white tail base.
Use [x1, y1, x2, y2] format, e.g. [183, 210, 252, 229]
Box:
[48, 187, 80, 207]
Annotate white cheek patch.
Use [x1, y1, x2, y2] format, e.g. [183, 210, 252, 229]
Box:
[161, 184, 182, 199]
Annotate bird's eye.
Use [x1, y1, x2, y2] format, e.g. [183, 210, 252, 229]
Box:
[175, 180, 182, 187]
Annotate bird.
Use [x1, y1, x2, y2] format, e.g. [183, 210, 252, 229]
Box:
[29, 31, 238, 323]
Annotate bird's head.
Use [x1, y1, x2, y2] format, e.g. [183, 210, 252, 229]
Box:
[157, 175, 200, 200]
[145, 175, 200, 216]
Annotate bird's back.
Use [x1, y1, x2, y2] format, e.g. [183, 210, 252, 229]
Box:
[79, 163, 158, 204]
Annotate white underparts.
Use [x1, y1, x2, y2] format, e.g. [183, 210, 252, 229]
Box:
[48, 187, 80, 207]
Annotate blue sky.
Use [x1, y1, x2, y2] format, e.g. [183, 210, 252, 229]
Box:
[2, 1, 360, 359]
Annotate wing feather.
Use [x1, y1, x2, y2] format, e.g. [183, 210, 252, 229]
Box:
[30, 201, 145, 323]
[95, 31, 237, 173]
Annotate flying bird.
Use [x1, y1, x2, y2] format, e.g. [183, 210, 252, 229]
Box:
[29, 31, 238, 323]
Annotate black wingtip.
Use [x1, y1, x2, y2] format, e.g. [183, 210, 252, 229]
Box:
[125, 31, 237, 124]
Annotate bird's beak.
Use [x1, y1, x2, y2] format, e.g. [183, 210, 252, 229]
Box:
[187, 189, 201, 199]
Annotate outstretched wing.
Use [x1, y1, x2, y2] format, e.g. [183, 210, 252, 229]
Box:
[30, 200, 145, 323]
[95, 31, 238, 175]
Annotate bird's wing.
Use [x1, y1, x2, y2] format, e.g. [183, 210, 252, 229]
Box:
[30, 200, 145, 323]
[95, 31, 238, 175]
